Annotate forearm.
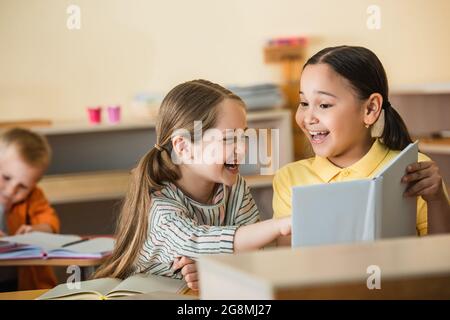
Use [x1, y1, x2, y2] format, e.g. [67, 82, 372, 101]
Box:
[31, 223, 54, 233]
[276, 235, 291, 247]
[427, 195, 450, 234]
[233, 218, 285, 252]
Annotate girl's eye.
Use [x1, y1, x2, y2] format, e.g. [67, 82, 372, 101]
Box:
[299, 102, 309, 108]
[319, 104, 333, 109]
[2, 174, 10, 181]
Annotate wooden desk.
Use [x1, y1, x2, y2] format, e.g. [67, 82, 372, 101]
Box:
[199, 234, 450, 299]
[0, 257, 108, 280]
[0, 257, 107, 267]
[0, 289, 48, 300]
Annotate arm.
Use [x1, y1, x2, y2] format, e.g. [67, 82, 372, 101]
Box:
[403, 161, 450, 234]
[427, 195, 450, 234]
[150, 201, 239, 261]
[15, 223, 53, 235]
[28, 188, 60, 233]
[231, 175, 291, 251]
[151, 199, 291, 262]
[171, 217, 291, 290]
[234, 217, 291, 252]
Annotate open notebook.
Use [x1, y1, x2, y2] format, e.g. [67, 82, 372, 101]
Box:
[0, 231, 114, 259]
[292, 141, 419, 247]
[36, 273, 189, 300]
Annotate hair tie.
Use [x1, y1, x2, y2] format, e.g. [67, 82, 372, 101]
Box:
[154, 143, 163, 152]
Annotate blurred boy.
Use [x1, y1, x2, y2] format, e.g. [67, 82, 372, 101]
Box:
[0, 128, 60, 291]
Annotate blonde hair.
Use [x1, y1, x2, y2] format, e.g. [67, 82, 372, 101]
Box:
[0, 127, 51, 170]
[93, 79, 244, 279]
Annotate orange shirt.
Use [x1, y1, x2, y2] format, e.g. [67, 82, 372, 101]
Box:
[6, 187, 60, 290]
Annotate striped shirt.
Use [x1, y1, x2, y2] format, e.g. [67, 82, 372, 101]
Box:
[133, 174, 260, 278]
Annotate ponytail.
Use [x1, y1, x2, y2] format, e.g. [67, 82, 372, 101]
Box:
[380, 102, 413, 151]
[304, 46, 412, 151]
[93, 146, 180, 279]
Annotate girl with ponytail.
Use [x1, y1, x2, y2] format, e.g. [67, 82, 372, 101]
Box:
[273, 46, 449, 245]
[94, 80, 291, 289]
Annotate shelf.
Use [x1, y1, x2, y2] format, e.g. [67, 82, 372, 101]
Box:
[24, 109, 291, 136]
[33, 118, 157, 135]
[39, 171, 273, 205]
[39, 171, 130, 204]
[391, 83, 450, 95]
[419, 138, 450, 155]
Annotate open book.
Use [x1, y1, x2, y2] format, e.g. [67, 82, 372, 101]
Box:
[292, 141, 419, 247]
[36, 273, 189, 300]
[0, 231, 114, 259]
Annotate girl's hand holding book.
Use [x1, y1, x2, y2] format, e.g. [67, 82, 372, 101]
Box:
[402, 161, 446, 202]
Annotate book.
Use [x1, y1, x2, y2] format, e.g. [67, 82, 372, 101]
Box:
[292, 141, 419, 247]
[113, 291, 198, 300]
[36, 273, 189, 300]
[0, 231, 114, 259]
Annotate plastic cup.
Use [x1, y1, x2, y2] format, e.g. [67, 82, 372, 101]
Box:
[107, 105, 121, 124]
[87, 107, 102, 124]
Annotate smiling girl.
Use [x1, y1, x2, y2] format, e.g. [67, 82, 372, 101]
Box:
[273, 46, 450, 245]
[94, 79, 291, 290]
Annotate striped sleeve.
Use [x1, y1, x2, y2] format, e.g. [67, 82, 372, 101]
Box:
[148, 199, 238, 261]
[234, 176, 260, 226]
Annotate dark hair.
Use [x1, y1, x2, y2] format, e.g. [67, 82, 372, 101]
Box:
[304, 45, 412, 150]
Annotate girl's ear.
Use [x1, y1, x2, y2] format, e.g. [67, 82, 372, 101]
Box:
[171, 135, 192, 162]
[363, 93, 383, 126]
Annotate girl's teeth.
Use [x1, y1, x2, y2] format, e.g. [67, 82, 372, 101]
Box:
[309, 131, 328, 136]
[308, 131, 329, 143]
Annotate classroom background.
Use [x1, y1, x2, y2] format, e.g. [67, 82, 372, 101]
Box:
[1, 0, 449, 286]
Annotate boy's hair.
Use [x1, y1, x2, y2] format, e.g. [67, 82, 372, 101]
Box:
[304, 45, 412, 151]
[93, 79, 245, 279]
[0, 127, 52, 170]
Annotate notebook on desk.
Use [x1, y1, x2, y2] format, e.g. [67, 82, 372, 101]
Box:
[292, 141, 419, 247]
[0, 231, 114, 259]
[36, 273, 189, 300]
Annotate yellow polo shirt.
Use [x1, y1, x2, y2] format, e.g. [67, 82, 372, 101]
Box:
[273, 139, 447, 236]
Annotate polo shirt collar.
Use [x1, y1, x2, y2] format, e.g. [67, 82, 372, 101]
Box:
[312, 139, 390, 182]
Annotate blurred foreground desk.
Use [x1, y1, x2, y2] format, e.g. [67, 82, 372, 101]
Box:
[198, 234, 450, 299]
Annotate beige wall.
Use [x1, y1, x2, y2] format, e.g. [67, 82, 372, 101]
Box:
[1, 0, 450, 121]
